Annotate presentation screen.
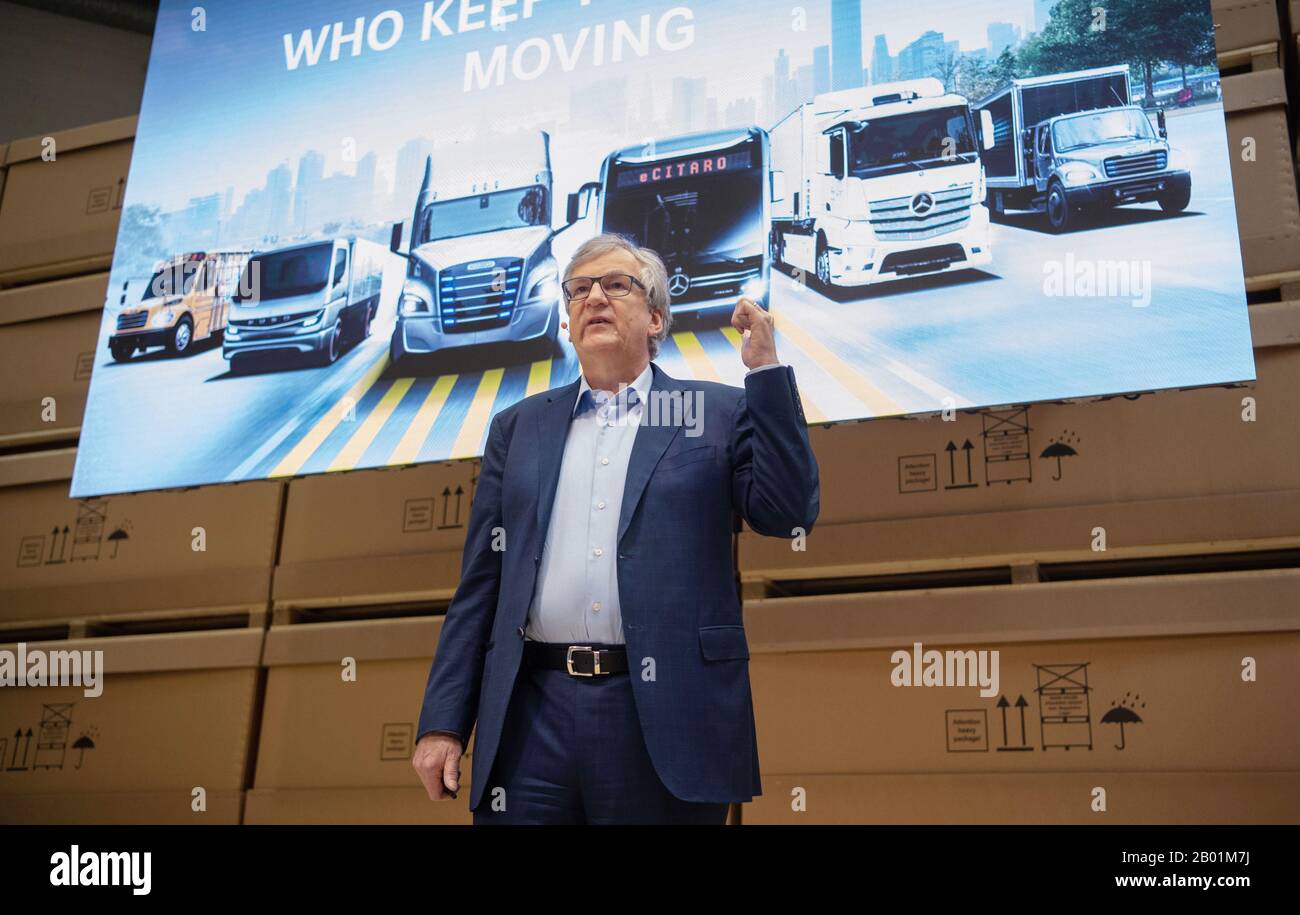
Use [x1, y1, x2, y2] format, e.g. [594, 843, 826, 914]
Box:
[71, 0, 1255, 497]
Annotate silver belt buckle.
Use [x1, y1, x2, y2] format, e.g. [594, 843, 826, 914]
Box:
[566, 645, 599, 676]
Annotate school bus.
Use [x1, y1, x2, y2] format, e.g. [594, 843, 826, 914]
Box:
[109, 249, 253, 361]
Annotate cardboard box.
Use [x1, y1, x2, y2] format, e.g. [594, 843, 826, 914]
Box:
[0, 116, 135, 288]
[1223, 69, 1300, 286]
[0, 448, 283, 626]
[0, 625, 263, 824]
[1211, 0, 1282, 64]
[247, 615, 474, 824]
[274, 460, 479, 615]
[744, 569, 1300, 778]
[742, 331, 1295, 582]
[0, 272, 108, 446]
[744, 772, 1300, 823]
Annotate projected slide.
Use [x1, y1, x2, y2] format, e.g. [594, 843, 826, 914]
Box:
[72, 0, 1255, 497]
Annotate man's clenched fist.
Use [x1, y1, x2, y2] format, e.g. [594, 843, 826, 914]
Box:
[731, 297, 778, 370]
[412, 732, 463, 801]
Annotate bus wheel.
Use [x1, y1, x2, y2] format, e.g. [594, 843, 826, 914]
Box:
[815, 238, 832, 288]
[1046, 181, 1073, 233]
[110, 340, 135, 362]
[167, 317, 194, 355]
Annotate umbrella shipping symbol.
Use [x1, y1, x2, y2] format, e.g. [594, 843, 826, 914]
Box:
[1102, 692, 1147, 750]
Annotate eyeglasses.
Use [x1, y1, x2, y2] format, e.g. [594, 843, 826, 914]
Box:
[561, 272, 646, 302]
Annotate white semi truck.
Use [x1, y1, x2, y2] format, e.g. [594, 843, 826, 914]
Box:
[389, 130, 566, 369]
[768, 78, 995, 290]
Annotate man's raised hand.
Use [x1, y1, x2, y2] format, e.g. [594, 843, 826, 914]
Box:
[731, 297, 778, 370]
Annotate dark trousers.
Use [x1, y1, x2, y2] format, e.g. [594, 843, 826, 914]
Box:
[472, 642, 729, 825]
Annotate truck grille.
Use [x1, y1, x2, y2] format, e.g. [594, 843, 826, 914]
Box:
[1103, 152, 1167, 178]
[868, 185, 973, 241]
[670, 264, 761, 305]
[116, 311, 148, 330]
[438, 259, 523, 333]
[230, 310, 319, 329]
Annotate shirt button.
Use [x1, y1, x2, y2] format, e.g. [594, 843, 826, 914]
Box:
[593, 547, 603, 557]
[600, 457, 609, 465]
[592, 601, 602, 612]
[596, 500, 606, 510]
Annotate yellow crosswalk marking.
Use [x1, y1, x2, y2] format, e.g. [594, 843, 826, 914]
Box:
[269, 353, 390, 478]
[328, 376, 415, 471]
[526, 360, 552, 397]
[672, 330, 721, 382]
[388, 374, 457, 466]
[450, 368, 505, 459]
[770, 312, 902, 416]
[720, 326, 829, 424]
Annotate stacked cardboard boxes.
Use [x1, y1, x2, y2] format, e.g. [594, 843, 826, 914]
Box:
[742, 569, 1300, 823]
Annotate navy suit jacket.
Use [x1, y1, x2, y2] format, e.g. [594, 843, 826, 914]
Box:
[416, 360, 819, 809]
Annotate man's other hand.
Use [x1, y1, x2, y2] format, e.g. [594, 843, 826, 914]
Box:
[412, 732, 464, 800]
[731, 297, 778, 370]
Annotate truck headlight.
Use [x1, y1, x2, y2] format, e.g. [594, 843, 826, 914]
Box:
[524, 262, 560, 303]
[1059, 162, 1101, 186]
[400, 292, 432, 315]
[1166, 147, 1188, 171]
[742, 277, 767, 301]
[301, 310, 324, 328]
[151, 311, 174, 328]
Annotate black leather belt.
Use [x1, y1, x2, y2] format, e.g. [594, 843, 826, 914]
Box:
[524, 641, 629, 676]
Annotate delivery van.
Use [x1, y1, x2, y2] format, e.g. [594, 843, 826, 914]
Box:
[223, 236, 387, 370]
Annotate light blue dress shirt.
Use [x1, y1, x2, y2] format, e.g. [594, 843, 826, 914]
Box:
[523, 360, 784, 645]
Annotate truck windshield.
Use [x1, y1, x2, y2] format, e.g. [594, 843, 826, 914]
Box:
[146, 260, 202, 299]
[847, 106, 978, 177]
[419, 185, 548, 243]
[234, 243, 332, 302]
[1051, 109, 1155, 152]
[603, 145, 763, 272]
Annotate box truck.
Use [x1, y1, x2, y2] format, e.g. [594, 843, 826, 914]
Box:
[768, 78, 995, 290]
[223, 235, 386, 370]
[565, 126, 775, 316]
[976, 65, 1192, 232]
[389, 130, 566, 368]
[109, 249, 252, 361]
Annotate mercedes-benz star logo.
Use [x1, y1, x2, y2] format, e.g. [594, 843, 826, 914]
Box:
[668, 272, 691, 296]
[911, 192, 934, 215]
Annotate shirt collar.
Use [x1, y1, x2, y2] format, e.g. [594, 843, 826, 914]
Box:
[573, 362, 654, 417]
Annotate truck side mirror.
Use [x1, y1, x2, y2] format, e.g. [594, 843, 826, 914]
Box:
[770, 169, 786, 203]
[979, 110, 995, 151]
[390, 221, 404, 254]
[565, 182, 600, 225]
[1156, 109, 1167, 139]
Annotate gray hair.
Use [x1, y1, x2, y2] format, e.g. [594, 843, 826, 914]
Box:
[562, 232, 674, 359]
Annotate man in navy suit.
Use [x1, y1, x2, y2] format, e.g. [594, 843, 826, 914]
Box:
[412, 233, 819, 824]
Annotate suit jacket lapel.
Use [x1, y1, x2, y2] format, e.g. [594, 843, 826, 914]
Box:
[618, 362, 683, 544]
[536, 376, 582, 541]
